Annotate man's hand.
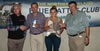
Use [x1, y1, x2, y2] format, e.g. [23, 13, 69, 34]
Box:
[85, 26, 90, 46]
[20, 25, 26, 31]
[85, 36, 89, 46]
[35, 24, 40, 28]
[60, 23, 66, 29]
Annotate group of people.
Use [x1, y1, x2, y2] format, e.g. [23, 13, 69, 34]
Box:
[7, 1, 90, 51]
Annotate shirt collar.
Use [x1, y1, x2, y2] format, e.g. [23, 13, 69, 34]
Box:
[71, 10, 79, 15]
[32, 12, 39, 17]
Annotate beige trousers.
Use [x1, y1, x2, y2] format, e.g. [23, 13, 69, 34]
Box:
[68, 33, 86, 51]
[30, 33, 44, 51]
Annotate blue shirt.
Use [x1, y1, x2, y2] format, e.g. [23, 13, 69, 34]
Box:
[26, 12, 45, 34]
[64, 10, 89, 35]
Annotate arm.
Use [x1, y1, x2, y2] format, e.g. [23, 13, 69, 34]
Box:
[85, 26, 90, 46]
[58, 18, 64, 35]
[20, 16, 27, 31]
[82, 12, 90, 37]
[60, 22, 66, 29]
[25, 15, 30, 29]
[39, 14, 46, 28]
[60, 15, 69, 29]
[44, 19, 49, 31]
[86, 26, 90, 37]
[82, 12, 90, 46]
[34, 14, 46, 28]
[7, 16, 19, 31]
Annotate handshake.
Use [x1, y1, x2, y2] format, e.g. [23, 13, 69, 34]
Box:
[19, 25, 27, 31]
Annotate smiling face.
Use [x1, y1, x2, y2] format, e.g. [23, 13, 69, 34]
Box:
[13, 5, 21, 15]
[31, 4, 38, 13]
[69, 3, 77, 13]
[50, 9, 57, 17]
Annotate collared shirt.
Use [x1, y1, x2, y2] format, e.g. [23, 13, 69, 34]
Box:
[7, 14, 26, 36]
[7, 16, 19, 31]
[64, 10, 89, 35]
[26, 12, 45, 34]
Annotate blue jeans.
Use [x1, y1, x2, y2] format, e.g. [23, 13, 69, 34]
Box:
[45, 33, 61, 51]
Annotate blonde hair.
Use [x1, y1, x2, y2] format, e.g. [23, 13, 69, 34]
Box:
[11, 4, 21, 14]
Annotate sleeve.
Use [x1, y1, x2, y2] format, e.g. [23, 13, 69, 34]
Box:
[40, 14, 46, 28]
[64, 14, 69, 24]
[7, 16, 19, 31]
[82, 12, 89, 27]
[23, 16, 27, 36]
[25, 15, 30, 29]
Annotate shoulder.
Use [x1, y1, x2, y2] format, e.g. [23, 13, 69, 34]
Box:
[38, 12, 44, 15]
[65, 13, 71, 19]
[38, 12, 45, 19]
[27, 13, 32, 17]
[66, 13, 71, 17]
[77, 10, 88, 19]
[38, 12, 45, 17]
[7, 15, 11, 20]
[77, 10, 86, 15]
[27, 13, 33, 19]
[10, 14, 14, 17]
[9, 14, 15, 19]
[20, 15, 25, 18]
[44, 18, 49, 24]
[20, 15, 26, 20]
[21, 14, 25, 17]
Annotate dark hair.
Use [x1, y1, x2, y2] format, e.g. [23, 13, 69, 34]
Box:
[68, 1, 77, 6]
[31, 2, 38, 8]
[50, 6, 58, 12]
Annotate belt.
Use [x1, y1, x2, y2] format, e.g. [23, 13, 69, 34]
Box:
[31, 32, 43, 35]
[69, 32, 85, 36]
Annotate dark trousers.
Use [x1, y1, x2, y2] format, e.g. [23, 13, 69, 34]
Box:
[8, 38, 25, 51]
[45, 33, 61, 51]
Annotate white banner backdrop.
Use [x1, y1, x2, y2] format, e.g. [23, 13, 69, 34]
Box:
[0, 1, 100, 28]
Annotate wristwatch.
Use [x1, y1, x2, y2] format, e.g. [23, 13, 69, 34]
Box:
[86, 36, 88, 38]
